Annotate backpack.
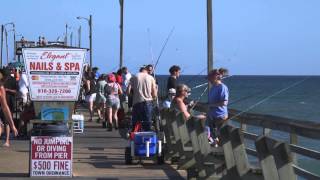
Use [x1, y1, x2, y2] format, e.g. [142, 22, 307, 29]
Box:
[105, 82, 119, 96]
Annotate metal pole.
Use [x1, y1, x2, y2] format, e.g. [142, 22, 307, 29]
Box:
[78, 26, 81, 48]
[119, 0, 124, 69]
[13, 24, 16, 61]
[89, 15, 92, 67]
[5, 28, 9, 66]
[0, 25, 4, 67]
[65, 23, 68, 46]
[70, 32, 73, 47]
[207, 0, 214, 94]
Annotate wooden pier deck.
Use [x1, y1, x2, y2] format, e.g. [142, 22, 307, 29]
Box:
[0, 107, 186, 179]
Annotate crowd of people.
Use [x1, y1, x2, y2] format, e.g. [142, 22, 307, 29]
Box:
[0, 60, 229, 148]
[81, 64, 229, 147]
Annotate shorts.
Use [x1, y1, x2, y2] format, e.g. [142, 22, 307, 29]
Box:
[95, 93, 106, 104]
[106, 97, 120, 109]
[85, 93, 96, 103]
[207, 116, 227, 128]
[207, 116, 228, 137]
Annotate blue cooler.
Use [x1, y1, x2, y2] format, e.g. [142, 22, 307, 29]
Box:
[134, 132, 157, 156]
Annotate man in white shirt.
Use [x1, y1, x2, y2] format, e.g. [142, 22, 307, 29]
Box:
[127, 66, 157, 131]
[18, 71, 29, 105]
[121, 67, 132, 104]
[121, 67, 132, 93]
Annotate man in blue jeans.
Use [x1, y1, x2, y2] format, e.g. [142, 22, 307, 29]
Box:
[127, 66, 157, 131]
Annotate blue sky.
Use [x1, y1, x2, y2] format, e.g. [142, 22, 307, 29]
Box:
[0, 0, 319, 75]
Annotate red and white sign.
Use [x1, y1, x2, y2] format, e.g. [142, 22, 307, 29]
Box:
[22, 48, 86, 101]
[30, 136, 73, 177]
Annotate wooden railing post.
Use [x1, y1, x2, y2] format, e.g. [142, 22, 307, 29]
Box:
[289, 132, 298, 164]
[255, 136, 296, 180]
[230, 128, 251, 176]
[240, 119, 247, 132]
[220, 125, 256, 179]
[255, 136, 279, 180]
[273, 142, 297, 180]
[220, 125, 236, 171]
[263, 128, 271, 136]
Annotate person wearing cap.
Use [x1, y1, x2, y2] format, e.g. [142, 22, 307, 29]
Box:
[171, 84, 206, 120]
[127, 65, 157, 131]
[162, 88, 176, 109]
[207, 68, 229, 142]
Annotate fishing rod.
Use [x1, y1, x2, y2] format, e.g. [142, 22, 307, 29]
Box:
[190, 75, 233, 90]
[189, 85, 209, 111]
[228, 77, 310, 120]
[228, 91, 264, 106]
[151, 27, 175, 132]
[153, 27, 175, 71]
[183, 67, 207, 85]
[147, 28, 155, 64]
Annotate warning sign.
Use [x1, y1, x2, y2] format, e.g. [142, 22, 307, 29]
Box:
[30, 136, 72, 177]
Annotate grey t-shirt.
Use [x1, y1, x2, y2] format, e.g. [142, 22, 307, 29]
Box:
[131, 72, 156, 105]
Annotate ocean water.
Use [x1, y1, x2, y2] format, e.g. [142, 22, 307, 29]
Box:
[157, 75, 320, 122]
[157, 75, 320, 177]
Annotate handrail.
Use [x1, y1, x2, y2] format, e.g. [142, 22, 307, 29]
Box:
[194, 103, 320, 139]
[193, 103, 320, 179]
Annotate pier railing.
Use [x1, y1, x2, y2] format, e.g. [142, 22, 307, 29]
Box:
[194, 103, 320, 180]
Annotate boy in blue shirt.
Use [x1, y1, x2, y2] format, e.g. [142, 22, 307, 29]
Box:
[207, 68, 229, 146]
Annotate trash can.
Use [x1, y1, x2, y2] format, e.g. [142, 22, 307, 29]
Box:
[30, 122, 73, 177]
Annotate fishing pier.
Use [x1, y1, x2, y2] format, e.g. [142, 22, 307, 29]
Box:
[0, 0, 319, 179]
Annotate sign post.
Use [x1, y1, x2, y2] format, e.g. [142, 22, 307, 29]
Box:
[23, 47, 86, 177]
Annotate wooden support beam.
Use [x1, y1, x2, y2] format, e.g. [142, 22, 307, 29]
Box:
[255, 136, 296, 180]
[255, 136, 280, 180]
[229, 128, 251, 176]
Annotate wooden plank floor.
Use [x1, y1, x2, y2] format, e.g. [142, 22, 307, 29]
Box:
[0, 106, 186, 179]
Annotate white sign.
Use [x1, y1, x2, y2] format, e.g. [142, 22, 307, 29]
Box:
[22, 48, 86, 101]
[30, 136, 73, 177]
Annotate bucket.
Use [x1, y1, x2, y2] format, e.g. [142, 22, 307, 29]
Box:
[72, 114, 84, 130]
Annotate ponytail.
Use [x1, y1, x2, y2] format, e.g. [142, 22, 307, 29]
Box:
[218, 68, 228, 76]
